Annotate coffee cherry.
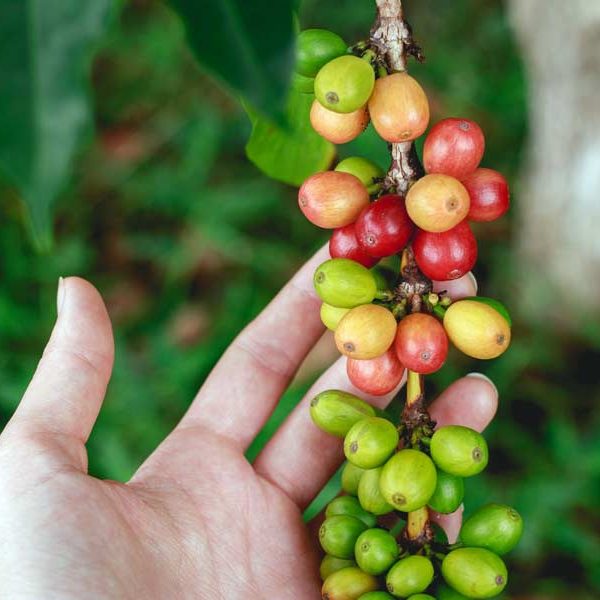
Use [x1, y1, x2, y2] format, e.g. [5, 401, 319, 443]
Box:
[354, 528, 399, 575]
[320, 515, 369, 558]
[335, 157, 384, 195]
[430, 425, 489, 477]
[321, 555, 358, 581]
[344, 417, 399, 469]
[314, 258, 377, 308]
[386, 555, 434, 597]
[315, 56, 375, 113]
[379, 449, 437, 512]
[326, 496, 377, 528]
[436, 584, 471, 600]
[405, 174, 470, 233]
[368, 73, 430, 142]
[347, 349, 405, 396]
[321, 303, 352, 331]
[412, 221, 477, 280]
[427, 469, 464, 514]
[443, 299, 511, 359]
[342, 462, 367, 496]
[311, 101, 370, 144]
[462, 168, 510, 222]
[330, 225, 380, 268]
[357, 466, 394, 515]
[464, 296, 511, 326]
[322, 567, 379, 600]
[292, 71, 316, 94]
[394, 313, 448, 374]
[441, 548, 507, 598]
[310, 390, 376, 437]
[423, 118, 485, 179]
[355, 195, 414, 257]
[299, 172, 370, 229]
[296, 29, 347, 78]
[459, 504, 524, 555]
[335, 304, 397, 360]
[358, 593, 395, 600]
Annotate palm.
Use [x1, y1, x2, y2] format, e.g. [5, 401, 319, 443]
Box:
[0, 254, 496, 599]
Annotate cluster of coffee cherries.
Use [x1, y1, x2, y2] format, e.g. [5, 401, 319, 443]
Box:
[294, 28, 523, 599]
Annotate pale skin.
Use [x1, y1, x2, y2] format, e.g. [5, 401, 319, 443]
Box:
[0, 247, 495, 599]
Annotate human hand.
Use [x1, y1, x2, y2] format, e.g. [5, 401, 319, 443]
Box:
[0, 248, 496, 599]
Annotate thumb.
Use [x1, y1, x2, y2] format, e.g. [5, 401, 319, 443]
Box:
[7, 277, 114, 467]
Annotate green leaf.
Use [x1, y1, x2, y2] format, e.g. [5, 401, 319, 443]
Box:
[169, 0, 296, 120]
[245, 90, 335, 186]
[0, 0, 114, 249]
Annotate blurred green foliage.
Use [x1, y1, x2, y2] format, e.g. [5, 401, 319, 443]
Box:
[0, 0, 598, 597]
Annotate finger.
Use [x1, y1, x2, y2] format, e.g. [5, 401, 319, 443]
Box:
[8, 277, 114, 463]
[177, 245, 329, 448]
[433, 272, 477, 300]
[257, 370, 497, 511]
[254, 356, 405, 510]
[428, 373, 498, 542]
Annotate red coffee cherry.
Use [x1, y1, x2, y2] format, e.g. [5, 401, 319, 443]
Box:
[298, 171, 370, 228]
[355, 194, 414, 258]
[412, 221, 478, 280]
[330, 224, 380, 268]
[462, 168, 510, 222]
[423, 118, 485, 179]
[310, 100, 370, 144]
[394, 313, 448, 374]
[347, 349, 405, 396]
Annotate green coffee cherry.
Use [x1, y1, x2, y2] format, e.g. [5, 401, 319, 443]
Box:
[314, 258, 377, 308]
[428, 470, 464, 514]
[386, 555, 434, 597]
[335, 157, 384, 195]
[315, 55, 375, 113]
[344, 417, 399, 469]
[357, 467, 394, 516]
[358, 593, 395, 600]
[342, 462, 366, 496]
[380, 449, 437, 512]
[320, 555, 357, 581]
[319, 515, 369, 559]
[442, 548, 508, 599]
[430, 425, 489, 477]
[326, 496, 377, 528]
[465, 296, 512, 326]
[321, 303, 351, 331]
[354, 528, 399, 575]
[322, 567, 378, 600]
[310, 390, 376, 437]
[296, 29, 347, 78]
[407, 596, 436, 600]
[459, 504, 523, 555]
[291, 71, 315, 94]
[436, 584, 470, 600]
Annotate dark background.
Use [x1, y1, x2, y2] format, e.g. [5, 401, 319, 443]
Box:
[0, 0, 598, 596]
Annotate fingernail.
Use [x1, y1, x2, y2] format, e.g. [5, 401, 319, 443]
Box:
[466, 372, 497, 395]
[467, 271, 478, 293]
[57, 277, 66, 316]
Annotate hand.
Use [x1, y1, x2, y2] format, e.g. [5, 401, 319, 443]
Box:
[0, 248, 497, 599]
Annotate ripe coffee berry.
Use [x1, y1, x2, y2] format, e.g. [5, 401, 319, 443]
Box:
[310, 100, 370, 144]
[462, 167, 510, 222]
[346, 349, 405, 396]
[368, 72, 430, 142]
[405, 174, 470, 233]
[355, 194, 414, 257]
[412, 221, 478, 280]
[330, 224, 380, 268]
[299, 171, 369, 228]
[423, 118, 485, 179]
[394, 313, 448, 374]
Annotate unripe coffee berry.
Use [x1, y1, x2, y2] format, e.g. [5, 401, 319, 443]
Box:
[428, 469, 464, 514]
[342, 462, 367, 496]
[355, 528, 399, 576]
[430, 425, 489, 477]
[344, 417, 399, 469]
[442, 548, 508, 598]
[357, 466, 394, 516]
[322, 566, 379, 600]
[310, 389, 376, 437]
[296, 29, 347, 78]
[321, 303, 351, 331]
[326, 496, 377, 528]
[386, 555, 434, 597]
[320, 555, 357, 581]
[319, 515, 369, 558]
[314, 258, 377, 308]
[335, 157, 384, 195]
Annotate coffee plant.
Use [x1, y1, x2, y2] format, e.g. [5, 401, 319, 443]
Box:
[297, 0, 522, 597]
